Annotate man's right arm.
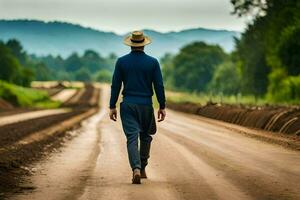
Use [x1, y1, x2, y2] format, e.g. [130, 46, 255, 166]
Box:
[109, 59, 122, 121]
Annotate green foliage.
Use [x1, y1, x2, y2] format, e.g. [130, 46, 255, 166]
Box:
[32, 62, 53, 81]
[95, 69, 112, 83]
[161, 53, 175, 89]
[64, 53, 83, 72]
[0, 41, 34, 86]
[0, 80, 60, 108]
[6, 39, 26, 65]
[16, 67, 35, 86]
[209, 61, 241, 95]
[74, 68, 91, 82]
[166, 90, 266, 106]
[234, 21, 270, 96]
[106, 53, 118, 71]
[231, 0, 300, 102]
[0, 42, 21, 83]
[267, 68, 300, 103]
[34, 55, 65, 71]
[278, 24, 300, 76]
[29, 49, 117, 82]
[231, 0, 267, 17]
[171, 42, 227, 92]
[82, 50, 108, 72]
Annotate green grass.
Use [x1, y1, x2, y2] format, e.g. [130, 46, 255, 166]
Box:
[165, 90, 269, 106]
[165, 89, 300, 107]
[0, 80, 61, 109]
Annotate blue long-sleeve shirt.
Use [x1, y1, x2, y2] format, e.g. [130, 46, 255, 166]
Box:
[109, 51, 166, 109]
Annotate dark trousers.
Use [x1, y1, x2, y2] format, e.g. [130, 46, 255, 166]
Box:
[120, 102, 156, 170]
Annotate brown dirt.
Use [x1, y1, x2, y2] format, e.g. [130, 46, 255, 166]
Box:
[0, 84, 100, 197]
[0, 109, 86, 147]
[0, 108, 39, 117]
[0, 108, 98, 196]
[63, 83, 99, 108]
[0, 98, 14, 110]
[33, 82, 66, 97]
[167, 101, 300, 136]
[3, 85, 300, 200]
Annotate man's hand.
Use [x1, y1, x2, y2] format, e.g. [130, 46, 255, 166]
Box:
[157, 109, 166, 122]
[109, 108, 117, 121]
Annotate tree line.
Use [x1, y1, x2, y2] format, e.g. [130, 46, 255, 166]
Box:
[161, 0, 300, 103]
[0, 39, 115, 87]
[1, 0, 299, 104]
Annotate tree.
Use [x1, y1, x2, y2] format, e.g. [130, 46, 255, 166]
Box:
[231, 0, 300, 101]
[41, 55, 65, 70]
[33, 62, 53, 81]
[17, 68, 35, 86]
[6, 39, 26, 65]
[82, 50, 106, 72]
[95, 69, 112, 83]
[106, 53, 118, 71]
[234, 20, 270, 96]
[160, 53, 175, 89]
[209, 61, 241, 95]
[278, 24, 300, 76]
[75, 68, 91, 82]
[231, 0, 268, 16]
[172, 42, 227, 92]
[64, 53, 83, 72]
[0, 42, 21, 83]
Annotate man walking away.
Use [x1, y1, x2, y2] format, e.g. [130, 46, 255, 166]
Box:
[109, 31, 166, 184]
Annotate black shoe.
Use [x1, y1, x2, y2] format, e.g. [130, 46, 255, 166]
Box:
[132, 169, 141, 184]
[141, 169, 147, 179]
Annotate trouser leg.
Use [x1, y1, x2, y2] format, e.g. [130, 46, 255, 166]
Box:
[120, 102, 141, 170]
[126, 132, 141, 170]
[140, 132, 152, 170]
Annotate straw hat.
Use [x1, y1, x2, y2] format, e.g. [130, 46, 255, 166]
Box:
[123, 31, 151, 47]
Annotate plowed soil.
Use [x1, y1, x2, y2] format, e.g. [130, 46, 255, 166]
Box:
[167, 102, 300, 135]
[0, 83, 100, 196]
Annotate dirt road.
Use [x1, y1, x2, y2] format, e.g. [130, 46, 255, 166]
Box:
[51, 89, 77, 102]
[9, 85, 300, 200]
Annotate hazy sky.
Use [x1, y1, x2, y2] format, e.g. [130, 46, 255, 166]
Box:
[0, 0, 249, 34]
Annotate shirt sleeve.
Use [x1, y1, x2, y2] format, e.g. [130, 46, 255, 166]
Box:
[153, 59, 166, 109]
[109, 59, 122, 109]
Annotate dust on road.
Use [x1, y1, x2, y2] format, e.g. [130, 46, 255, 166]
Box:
[9, 85, 300, 200]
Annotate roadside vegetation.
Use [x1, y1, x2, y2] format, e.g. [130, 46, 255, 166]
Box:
[0, 38, 113, 108]
[161, 0, 300, 106]
[0, 80, 60, 108]
[0, 39, 115, 86]
[165, 91, 267, 106]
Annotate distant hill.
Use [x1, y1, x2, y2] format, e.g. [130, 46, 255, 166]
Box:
[0, 20, 240, 58]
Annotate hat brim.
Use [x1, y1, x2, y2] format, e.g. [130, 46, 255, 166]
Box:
[123, 35, 151, 47]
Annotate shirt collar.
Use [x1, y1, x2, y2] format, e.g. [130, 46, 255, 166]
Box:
[130, 50, 145, 54]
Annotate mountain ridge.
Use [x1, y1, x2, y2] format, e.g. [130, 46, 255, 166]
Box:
[0, 19, 240, 58]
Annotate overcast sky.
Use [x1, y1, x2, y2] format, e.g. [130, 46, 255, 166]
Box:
[0, 0, 249, 34]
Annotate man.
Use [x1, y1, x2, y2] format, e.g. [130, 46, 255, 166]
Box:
[109, 31, 166, 184]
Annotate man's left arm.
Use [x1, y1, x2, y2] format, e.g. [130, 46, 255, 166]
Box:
[153, 59, 166, 122]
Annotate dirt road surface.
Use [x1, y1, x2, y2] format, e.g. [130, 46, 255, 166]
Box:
[51, 89, 78, 102]
[9, 85, 300, 200]
[0, 109, 70, 126]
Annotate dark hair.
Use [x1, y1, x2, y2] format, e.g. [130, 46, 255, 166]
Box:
[131, 46, 144, 51]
